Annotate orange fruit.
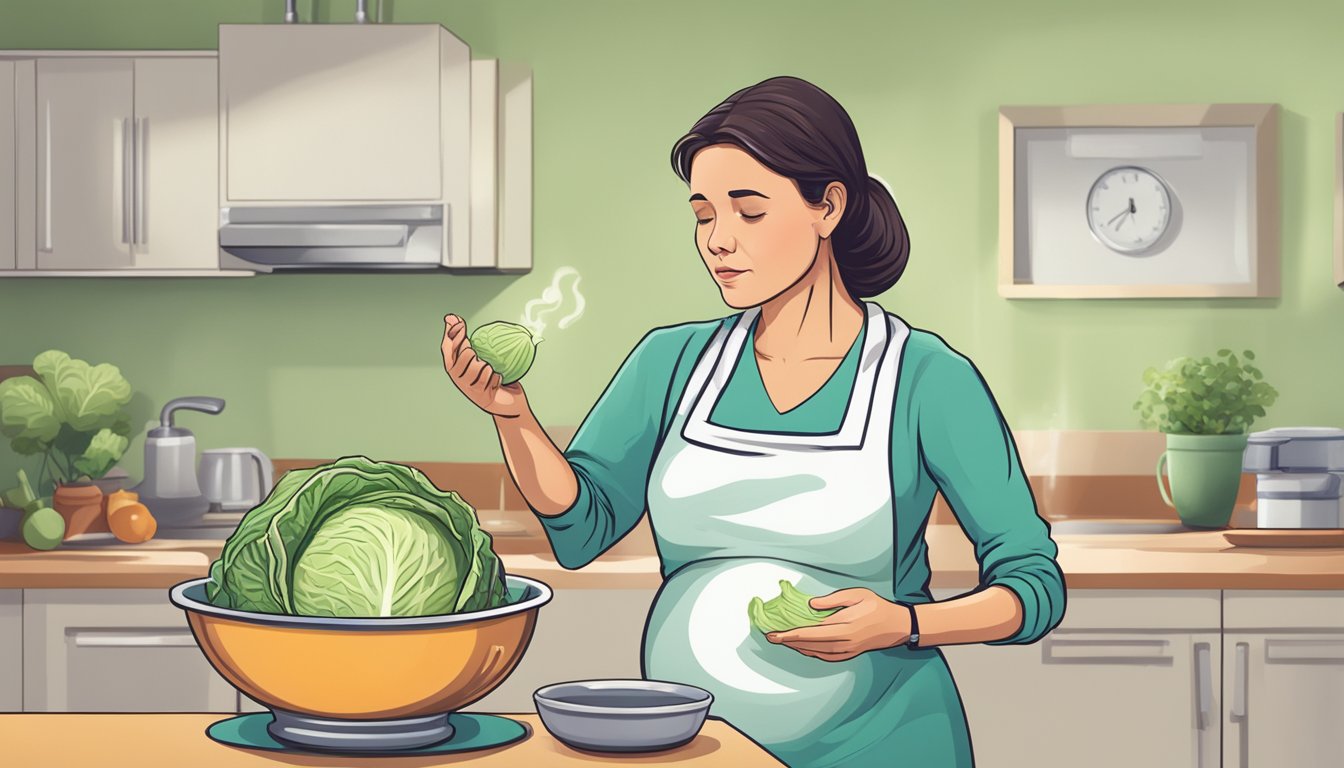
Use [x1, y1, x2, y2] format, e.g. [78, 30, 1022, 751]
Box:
[108, 502, 157, 544]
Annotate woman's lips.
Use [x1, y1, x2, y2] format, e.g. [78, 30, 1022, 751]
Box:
[715, 267, 749, 281]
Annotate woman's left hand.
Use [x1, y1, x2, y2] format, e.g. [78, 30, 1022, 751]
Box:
[765, 588, 912, 662]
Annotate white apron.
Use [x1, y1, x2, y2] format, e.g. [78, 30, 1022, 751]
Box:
[644, 300, 935, 764]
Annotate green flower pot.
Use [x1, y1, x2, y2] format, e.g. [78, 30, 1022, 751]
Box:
[1156, 432, 1249, 529]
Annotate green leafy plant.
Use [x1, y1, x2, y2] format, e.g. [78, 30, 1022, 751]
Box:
[1134, 349, 1278, 435]
[206, 456, 510, 618]
[0, 350, 134, 495]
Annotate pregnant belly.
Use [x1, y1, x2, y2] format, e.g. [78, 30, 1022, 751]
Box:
[642, 558, 891, 747]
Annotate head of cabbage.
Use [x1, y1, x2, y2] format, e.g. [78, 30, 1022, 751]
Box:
[205, 456, 510, 618]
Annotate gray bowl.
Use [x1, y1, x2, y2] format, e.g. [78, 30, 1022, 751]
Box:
[534, 679, 713, 753]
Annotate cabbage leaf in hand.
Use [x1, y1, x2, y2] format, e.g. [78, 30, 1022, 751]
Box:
[748, 580, 838, 634]
[205, 456, 509, 617]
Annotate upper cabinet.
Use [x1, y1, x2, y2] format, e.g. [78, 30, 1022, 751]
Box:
[217, 25, 530, 272]
[0, 62, 16, 271]
[1, 52, 238, 276]
[219, 25, 455, 204]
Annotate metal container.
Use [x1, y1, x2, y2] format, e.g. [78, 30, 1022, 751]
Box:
[533, 680, 713, 753]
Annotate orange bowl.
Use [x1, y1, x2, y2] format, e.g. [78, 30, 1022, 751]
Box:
[169, 575, 551, 751]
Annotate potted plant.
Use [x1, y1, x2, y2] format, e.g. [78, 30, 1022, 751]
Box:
[0, 350, 135, 538]
[1134, 349, 1279, 528]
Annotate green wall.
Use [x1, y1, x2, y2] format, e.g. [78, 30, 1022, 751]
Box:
[2, 0, 1341, 484]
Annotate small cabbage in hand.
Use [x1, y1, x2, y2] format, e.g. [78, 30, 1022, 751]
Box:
[469, 321, 539, 385]
[748, 580, 838, 634]
[206, 456, 509, 618]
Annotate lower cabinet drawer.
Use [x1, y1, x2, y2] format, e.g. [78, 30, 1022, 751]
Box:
[23, 589, 237, 712]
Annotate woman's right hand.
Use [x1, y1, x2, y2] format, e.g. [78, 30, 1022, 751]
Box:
[441, 314, 529, 419]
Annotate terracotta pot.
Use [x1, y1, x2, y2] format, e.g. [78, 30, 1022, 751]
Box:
[52, 483, 105, 540]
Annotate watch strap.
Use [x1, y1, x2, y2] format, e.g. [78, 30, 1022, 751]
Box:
[906, 602, 920, 648]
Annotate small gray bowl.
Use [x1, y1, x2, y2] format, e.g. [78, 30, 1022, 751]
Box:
[534, 679, 713, 753]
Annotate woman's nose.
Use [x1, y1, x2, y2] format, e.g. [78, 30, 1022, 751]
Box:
[706, 221, 737, 256]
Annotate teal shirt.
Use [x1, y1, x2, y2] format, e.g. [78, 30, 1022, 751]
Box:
[535, 315, 1066, 645]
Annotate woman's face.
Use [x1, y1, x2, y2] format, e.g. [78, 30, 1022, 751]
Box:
[688, 144, 842, 309]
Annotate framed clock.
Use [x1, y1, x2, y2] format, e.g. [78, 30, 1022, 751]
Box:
[999, 103, 1280, 299]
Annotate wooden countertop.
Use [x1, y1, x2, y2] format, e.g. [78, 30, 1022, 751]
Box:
[1, 525, 1342, 590]
[0, 713, 782, 767]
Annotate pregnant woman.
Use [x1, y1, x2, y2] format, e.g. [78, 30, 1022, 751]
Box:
[442, 76, 1065, 768]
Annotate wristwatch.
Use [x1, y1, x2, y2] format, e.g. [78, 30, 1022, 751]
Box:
[905, 602, 920, 648]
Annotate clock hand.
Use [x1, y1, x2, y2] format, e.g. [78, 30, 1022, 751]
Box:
[1129, 197, 1136, 214]
[1114, 211, 1134, 231]
[1106, 207, 1130, 226]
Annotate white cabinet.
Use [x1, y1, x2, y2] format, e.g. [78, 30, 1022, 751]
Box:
[939, 589, 1221, 768]
[127, 58, 220, 270]
[219, 25, 455, 204]
[23, 589, 237, 712]
[35, 58, 136, 270]
[1, 61, 15, 271]
[0, 591, 20, 711]
[12, 53, 225, 275]
[1223, 591, 1344, 768]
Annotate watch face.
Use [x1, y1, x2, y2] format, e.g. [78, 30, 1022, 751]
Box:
[1085, 165, 1173, 254]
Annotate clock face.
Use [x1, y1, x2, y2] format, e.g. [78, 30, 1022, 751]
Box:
[1085, 165, 1173, 254]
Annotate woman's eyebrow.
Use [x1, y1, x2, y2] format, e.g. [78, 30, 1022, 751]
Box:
[688, 190, 771, 202]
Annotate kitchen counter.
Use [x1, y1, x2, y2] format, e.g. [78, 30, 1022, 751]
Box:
[1, 524, 1342, 590]
[0, 713, 782, 767]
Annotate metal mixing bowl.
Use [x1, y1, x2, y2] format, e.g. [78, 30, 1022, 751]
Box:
[169, 574, 551, 751]
[534, 679, 714, 753]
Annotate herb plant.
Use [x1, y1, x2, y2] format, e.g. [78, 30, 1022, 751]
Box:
[1134, 349, 1278, 435]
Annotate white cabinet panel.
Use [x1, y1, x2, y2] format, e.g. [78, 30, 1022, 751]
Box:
[1224, 632, 1344, 768]
[1, 61, 15, 270]
[132, 58, 218, 270]
[23, 589, 236, 712]
[0, 591, 20, 711]
[220, 25, 446, 202]
[943, 631, 1220, 768]
[35, 58, 135, 270]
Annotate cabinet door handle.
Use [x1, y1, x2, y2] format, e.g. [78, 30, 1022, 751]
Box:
[121, 117, 133, 245]
[135, 117, 148, 246]
[1231, 641, 1249, 719]
[67, 629, 196, 648]
[1042, 636, 1173, 663]
[39, 99, 52, 252]
[1195, 642, 1212, 730]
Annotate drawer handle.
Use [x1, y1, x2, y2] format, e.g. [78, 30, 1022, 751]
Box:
[1042, 636, 1173, 664]
[67, 629, 196, 648]
[1265, 638, 1344, 663]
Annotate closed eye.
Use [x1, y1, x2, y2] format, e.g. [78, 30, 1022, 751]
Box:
[741, 212, 765, 221]
[697, 217, 713, 225]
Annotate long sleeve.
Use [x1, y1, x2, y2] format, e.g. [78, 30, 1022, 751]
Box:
[915, 349, 1066, 645]
[532, 327, 686, 570]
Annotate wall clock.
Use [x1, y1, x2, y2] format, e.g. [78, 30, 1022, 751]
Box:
[999, 103, 1279, 299]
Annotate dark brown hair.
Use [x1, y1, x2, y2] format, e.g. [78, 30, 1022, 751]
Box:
[670, 76, 910, 298]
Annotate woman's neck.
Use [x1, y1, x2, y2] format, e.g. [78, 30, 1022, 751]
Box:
[754, 242, 865, 363]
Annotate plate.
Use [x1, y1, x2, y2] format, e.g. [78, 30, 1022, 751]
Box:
[207, 712, 527, 755]
[1222, 530, 1344, 548]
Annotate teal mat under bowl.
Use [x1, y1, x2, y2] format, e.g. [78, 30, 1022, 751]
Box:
[207, 713, 528, 756]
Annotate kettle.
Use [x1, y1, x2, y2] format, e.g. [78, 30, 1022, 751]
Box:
[131, 397, 225, 526]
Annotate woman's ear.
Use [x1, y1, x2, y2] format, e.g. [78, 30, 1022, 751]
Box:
[816, 181, 847, 239]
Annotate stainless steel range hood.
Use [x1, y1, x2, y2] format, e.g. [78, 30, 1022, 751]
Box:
[218, 205, 445, 271]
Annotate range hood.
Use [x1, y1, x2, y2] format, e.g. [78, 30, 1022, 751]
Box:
[216, 23, 531, 272]
[219, 205, 444, 270]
